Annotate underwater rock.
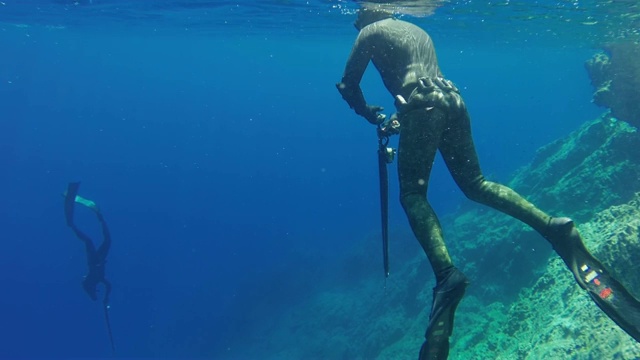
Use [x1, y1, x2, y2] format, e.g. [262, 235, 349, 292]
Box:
[230, 113, 640, 359]
[586, 42, 640, 129]
[452, 193, 640, 359]
[512, 115, 640, 221]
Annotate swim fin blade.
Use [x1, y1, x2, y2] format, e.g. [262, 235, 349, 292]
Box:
[74, 194, 100, 213]
[550, 218, 640, 343]
[579, 262, 640, 343]
[64, 182, 81, 227]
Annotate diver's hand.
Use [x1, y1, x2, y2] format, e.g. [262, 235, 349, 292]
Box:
[380, 113, 401, 136]
[357, 104, 386, 125]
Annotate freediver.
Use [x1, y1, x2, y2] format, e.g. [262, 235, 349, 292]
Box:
[336, 6, 640, 359]
[64, 182, 112, 305]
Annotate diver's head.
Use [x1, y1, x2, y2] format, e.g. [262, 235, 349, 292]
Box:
[82, 278, 98, 301]
[354, 7, 394, 31]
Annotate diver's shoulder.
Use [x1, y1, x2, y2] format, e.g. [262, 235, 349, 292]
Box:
[361, 17, 429, 40]
[380, 18, 429, 33]
[397, 19, 429, 31]
[362, 17, 406, 35]
[400, 20, 433, 40]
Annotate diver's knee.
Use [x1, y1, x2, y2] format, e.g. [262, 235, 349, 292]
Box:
[399, 193, 413, 209]
[457, 175, 486, 202]
[400, 192, 425, 210]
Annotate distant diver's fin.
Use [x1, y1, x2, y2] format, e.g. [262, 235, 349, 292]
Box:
[64, 182, 81, 227]
[74, 194, 100, 213]
[419, 267, 469, 360]
[548, 217, 640, 343]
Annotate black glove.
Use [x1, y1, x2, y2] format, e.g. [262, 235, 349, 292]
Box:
[357, 104, 386, 125]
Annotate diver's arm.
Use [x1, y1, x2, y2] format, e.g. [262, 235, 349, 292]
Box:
[337, 30, 384, 124]
[337, 31, 370, 111]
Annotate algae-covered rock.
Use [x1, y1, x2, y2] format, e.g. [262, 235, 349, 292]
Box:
[512, 115, 640, 221]
[453, 194, 640, 359]
[586, 42, 640, 129]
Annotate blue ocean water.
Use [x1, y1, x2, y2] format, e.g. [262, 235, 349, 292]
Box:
[0, 0, 632, 358]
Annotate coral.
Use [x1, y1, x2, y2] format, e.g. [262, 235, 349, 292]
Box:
[586, 42, 640, 129]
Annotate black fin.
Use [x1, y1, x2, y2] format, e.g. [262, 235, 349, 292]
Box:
[64, 182, 81, 227]
[550, 218, 640, 343]
[420, 268, 469, 360]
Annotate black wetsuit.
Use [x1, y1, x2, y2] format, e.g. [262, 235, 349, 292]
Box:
[70, 212, 112, 304]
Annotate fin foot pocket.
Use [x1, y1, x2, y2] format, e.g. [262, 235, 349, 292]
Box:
[419, 268, 469, 360]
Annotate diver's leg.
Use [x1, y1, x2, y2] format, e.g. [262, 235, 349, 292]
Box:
[439, 104, 551, 235]
[95, 212, 111, 261]
[398, 107, 469, 360]
[70, 225, 97, 258]
[398, 107, 452, 275]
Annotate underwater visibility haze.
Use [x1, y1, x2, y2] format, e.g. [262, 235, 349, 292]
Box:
[2, 0, 640, 358]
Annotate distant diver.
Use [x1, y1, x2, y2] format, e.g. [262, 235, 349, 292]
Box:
[64, 182, 115, 353]
[64, 182, 112, 303]
[336, 6, 640, 359]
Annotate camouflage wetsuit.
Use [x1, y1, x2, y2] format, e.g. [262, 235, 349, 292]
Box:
[338, 10, 640, 360]
[337, 15, 552, 278]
